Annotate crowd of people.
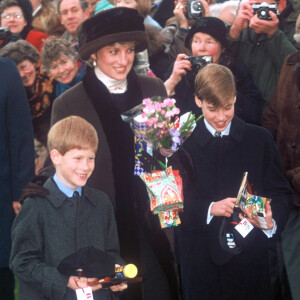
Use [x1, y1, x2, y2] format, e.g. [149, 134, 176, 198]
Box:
[1, 0, 300, 299]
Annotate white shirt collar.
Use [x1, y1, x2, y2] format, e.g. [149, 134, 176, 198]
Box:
[204, 118, 231, 137]
[94, 66, 128, 94]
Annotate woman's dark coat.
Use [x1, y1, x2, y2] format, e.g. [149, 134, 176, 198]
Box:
[0, 57, 35, 268]
[50, 66, 179, 299]
[263, 51, 300, 300]
[177, 116, 292, 299]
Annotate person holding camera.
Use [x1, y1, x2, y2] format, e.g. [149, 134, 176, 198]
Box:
[164, 16, 263, 125]
[228, 0, 297, 112]
[161, 0, 210, 61]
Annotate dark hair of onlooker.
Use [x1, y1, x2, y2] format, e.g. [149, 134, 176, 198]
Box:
[57, 0, 88, 15]
[0, 39, 39, 64]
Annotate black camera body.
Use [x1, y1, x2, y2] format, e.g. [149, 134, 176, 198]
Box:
[0, 27, 11, 39]
[252, 2, 279, 20]
[183, 55, 212, 76]
[185, 0, 203, 19]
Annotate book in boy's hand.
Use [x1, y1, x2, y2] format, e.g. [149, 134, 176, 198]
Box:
[235, 172, 271, 228]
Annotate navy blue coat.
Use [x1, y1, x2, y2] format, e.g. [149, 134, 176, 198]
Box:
[0, 57, 35, 267]
[177, 116, 292, 299]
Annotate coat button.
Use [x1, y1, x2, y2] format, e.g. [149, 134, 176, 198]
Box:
[292, 142, 296, 148]
[67, 200, 73, 207]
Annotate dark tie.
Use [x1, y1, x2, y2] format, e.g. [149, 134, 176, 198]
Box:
[73, 191, 80, 197]
[214, 131, 222, 137]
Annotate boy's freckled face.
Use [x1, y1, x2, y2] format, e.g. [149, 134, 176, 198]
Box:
[196, 96, 235, 132]
[53, 148, 95, 190]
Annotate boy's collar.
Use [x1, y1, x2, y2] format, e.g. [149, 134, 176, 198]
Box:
[53, 174, 82, 198]
[203, 119, 231, 137]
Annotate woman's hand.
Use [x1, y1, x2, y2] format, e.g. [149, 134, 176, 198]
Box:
[210, 197, 236, 217]
[164, 53, 191, 95]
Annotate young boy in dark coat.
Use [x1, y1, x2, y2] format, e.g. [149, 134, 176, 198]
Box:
[10, 116, 127, 300]
[177, 64, 292, 300]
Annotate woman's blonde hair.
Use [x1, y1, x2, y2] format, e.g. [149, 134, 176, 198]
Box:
[48, 116, 98, 155]
[194, 64, 236, 107]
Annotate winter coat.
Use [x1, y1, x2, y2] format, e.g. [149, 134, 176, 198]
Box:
[49, 66, 179, 299]
[0, 57, 35, 268]
[263, 51, 300, 206]
[228, 28, 296, 110]
[263, 52, 300, 300]
[177, 116, 292, 299]
[10, 178, 122, 300]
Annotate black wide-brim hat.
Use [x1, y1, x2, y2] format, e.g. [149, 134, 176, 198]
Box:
[77, 7, 149, 60]
[185, 17, 227, 50]
[57, 246, 116, 278]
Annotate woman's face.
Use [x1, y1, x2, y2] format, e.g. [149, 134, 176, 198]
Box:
[1, 6, 27, 34]
[115, 0, 137, 10]
[49, 54, 78, 84]
[17, 59, 36, 87]
[92, 42, 135, 81]
[191, 32, 223, 63]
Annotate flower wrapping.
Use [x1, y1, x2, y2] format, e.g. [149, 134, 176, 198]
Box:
[140, 167, 183, 228]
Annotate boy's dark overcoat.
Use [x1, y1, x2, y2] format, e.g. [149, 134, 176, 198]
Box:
[177, 116, 292, 300]
[10, 179, 122, 300]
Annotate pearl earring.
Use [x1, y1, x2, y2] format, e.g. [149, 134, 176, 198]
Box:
[93, 60, 96, 67]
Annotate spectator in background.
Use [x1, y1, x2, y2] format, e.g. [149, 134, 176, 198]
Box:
[57, 0, 89, 43]
[0, 0, 48, 52]
[263, 13, 300, 300]
[227, 0, 297, 111]
[41, 37, 86, 97]
[164, 17, 262, 125]
[30, 0, 65, 36]
[161, 0, 210, 60]
[0, 40, 55, 174]
[0, 56, 35, 300]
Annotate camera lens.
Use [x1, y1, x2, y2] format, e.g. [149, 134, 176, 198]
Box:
[192, 2, 202, 11]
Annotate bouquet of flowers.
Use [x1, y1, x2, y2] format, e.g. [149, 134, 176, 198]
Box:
[121, 96, 201, 228]
[138, 96, 201, 151]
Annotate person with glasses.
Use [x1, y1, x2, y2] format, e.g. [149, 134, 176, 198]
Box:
[0, 0, 48, 52]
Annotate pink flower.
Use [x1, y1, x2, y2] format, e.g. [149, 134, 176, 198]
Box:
[154, 102, 162, 112]
[142, 98, 152, 106]
[172, 108, 180, 116]
[163, 98, 176, 108]
[160, 109, 166, 115]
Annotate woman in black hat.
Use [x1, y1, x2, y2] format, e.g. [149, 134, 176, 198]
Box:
[50, 7, 179, 300]
[164, 16, 263, 125]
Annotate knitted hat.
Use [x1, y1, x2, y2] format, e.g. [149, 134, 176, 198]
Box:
[77, 7, 149, 60]
[0, 40, 39, 64]
[185, 17, 227, 50]
[294, 13, 300, 43]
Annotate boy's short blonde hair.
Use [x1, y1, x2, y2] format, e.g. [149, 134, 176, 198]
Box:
[194, 64, 236, 107]
[48, 116, 98, 155]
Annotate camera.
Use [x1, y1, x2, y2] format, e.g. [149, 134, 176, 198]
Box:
[0, 27, 11, 39]
[252, 2, 279, 21]
[183, 55, 212, 77]
[185, 0, 203, 19]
